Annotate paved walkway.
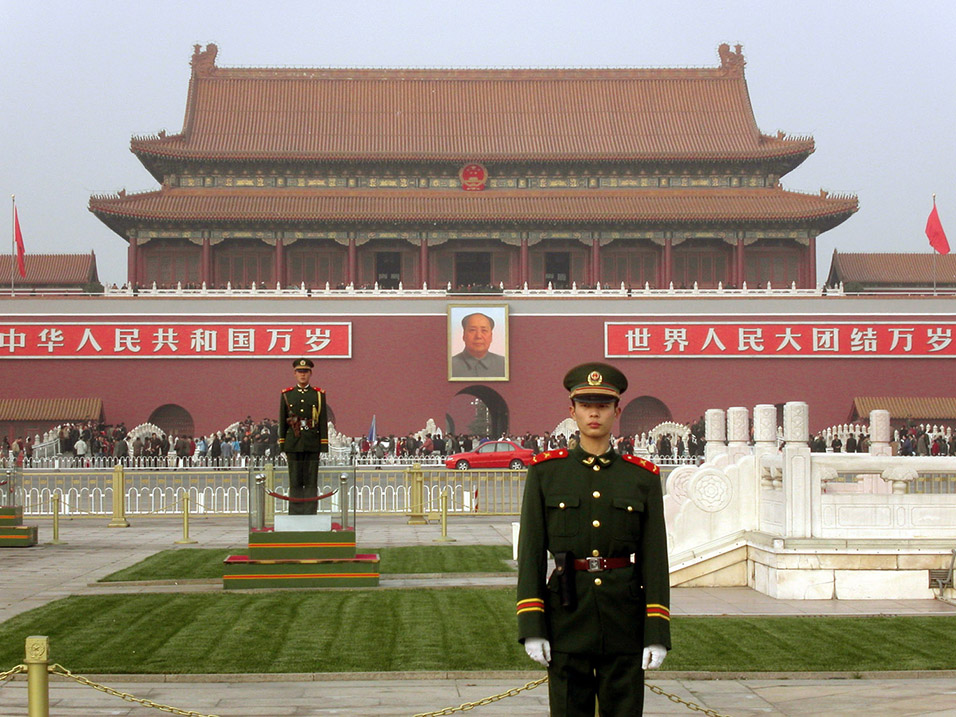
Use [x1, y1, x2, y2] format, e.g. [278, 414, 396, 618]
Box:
[2, 515, 956, 716]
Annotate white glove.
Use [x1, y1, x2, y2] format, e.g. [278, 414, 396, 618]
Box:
[524, 637, 551, 667]
[642, 644, 666, 670]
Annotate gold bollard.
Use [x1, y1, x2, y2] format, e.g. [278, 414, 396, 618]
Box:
[25, 635, 49, 717]
[406, 463, 428, 525]
[433, 487, 456, 543]
[49, 494, 65, 545]
[108, 464, 129, 528]
[175, 494, 198, 545]
[264, 462, 276, 528]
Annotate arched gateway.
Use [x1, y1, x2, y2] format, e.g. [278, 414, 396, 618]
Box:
[446, 386, 509, 438]
[148, 404, 194, 438]
[620, 396, 672, 437]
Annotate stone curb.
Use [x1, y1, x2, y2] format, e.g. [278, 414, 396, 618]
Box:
[12, 669, 956, 683]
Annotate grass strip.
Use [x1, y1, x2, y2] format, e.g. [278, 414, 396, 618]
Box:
[99, 545, 515, 582]
[2, 591, 956, 674]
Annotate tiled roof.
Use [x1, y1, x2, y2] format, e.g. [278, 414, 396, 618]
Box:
[129, 48, 814, 167]
[0, 398, 103, 422]
[90, 187, 857, 231]
[828, 252, 956, 286]
[0, 254, 98, 286]
[852, 397, 956, 421]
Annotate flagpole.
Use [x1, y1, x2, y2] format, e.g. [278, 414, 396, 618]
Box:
[10, 195, 14, 297]
[933, 194, 938, 296]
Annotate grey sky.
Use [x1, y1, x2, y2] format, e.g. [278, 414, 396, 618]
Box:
[2, 0, 953, 286]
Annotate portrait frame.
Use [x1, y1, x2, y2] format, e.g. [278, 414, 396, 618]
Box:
[447, 304, 509, 381]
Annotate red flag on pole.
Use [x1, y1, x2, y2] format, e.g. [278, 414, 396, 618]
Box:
[926, 199, 950, 255]
[13, 205, 26, 277]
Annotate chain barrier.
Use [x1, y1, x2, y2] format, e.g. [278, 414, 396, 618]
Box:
[0, 662, 732, 716]
[412, 676, 548, 716]
[412, 675, 734, 717]
[48, 664, 221, 717]
[0, 664, 26, 687]
[645, 682, 734, 717]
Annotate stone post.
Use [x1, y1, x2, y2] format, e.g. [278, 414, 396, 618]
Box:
[868, 409, 892, 457]
[753, 404, 778, 488]
[704, 408, 726, 463]
[726, 406, 750, 462]
[782, 401, 812, 538]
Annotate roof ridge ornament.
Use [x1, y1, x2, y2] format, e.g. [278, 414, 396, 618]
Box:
[717, 43, 745, 75]
[191, 43, 218, 77]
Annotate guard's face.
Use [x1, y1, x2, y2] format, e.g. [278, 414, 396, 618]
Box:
[294, 368, 312, 387]
[462, 315, 493, 358]
[570, 400, 620, 442]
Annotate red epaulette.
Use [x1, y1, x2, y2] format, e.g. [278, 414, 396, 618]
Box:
[532, 448, 568, 465]
[622, 454, 660, 475]
[282, 386, 296, 393]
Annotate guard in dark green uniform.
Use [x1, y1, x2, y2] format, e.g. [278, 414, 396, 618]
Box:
[517, 362, 670, 716]
[278, 358, 329, 515]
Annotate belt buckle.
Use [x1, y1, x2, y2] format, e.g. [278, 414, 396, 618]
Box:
[586, 557, 602, 572]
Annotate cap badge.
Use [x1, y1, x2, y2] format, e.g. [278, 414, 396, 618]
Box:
[587, 371, 603, 386]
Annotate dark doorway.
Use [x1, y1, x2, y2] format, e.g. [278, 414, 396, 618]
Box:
[455, 252, 491, 288]
[545, 252, 570, 288]
[148, 404, 195, 438]
[446, 386, 509, 438]
[620, 396, 673, 437]
[375, 252, 402, 289]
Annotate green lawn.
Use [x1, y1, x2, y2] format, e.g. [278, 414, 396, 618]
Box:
[99, 545, 515, 582]
[2, 591, 956, 674]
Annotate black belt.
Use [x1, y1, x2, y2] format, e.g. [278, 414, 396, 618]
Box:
[572, 555, 635, 572]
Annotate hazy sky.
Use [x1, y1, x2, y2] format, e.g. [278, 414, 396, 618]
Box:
[2, 0, 954, 286]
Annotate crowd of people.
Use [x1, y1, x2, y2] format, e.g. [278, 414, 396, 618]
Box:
[811, 426, 956, 456]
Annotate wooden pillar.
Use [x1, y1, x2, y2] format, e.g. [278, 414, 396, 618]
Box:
[591, 237, 600, 286]
[419, 238, 429, 287]
[201, 238, 212, 286]
[127, 237, 139, 287]
[808, 235, 817, 289]
[347, 237, 357, 286]
[735, 237, 745, 287]
[663, 238, 673, 287]
[520, 238, 529, 286]
[275, 237, 285, 287]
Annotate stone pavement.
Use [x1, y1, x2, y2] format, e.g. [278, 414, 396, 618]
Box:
[2, 514, 956, 716]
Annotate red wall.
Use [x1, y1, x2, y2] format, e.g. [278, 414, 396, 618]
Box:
[0, 309, 951, 438]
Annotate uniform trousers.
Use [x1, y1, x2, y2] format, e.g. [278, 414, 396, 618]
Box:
[548, 651, 645, 717]
[286, 451, 320, 515]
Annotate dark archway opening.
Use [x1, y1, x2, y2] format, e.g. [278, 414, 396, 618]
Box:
[620, 395, 672, 436]
[148, 404, 195, 438]
[446, 386, 509, 438]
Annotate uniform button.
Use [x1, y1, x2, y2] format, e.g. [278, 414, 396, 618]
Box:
[592, 491, 601, 499]
[592, 465, 600, 471]
[592, 520, 600, 528]
[627, 506, 634, 512]
[559, 502, 566, 509]
[591, 549, 600, 557]
[594, 578, 602, 586]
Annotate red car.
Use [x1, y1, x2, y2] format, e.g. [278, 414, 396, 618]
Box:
[444, 440, 534, 470]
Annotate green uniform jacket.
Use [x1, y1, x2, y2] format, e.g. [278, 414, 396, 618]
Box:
[278, 386, 328, 453]
[516, 446, 671, 653]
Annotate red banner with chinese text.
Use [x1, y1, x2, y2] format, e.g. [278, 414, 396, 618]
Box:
[606, 322, 956, 358]
[0, 323, 351, 358]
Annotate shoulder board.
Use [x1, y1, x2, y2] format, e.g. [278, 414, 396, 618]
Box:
[532, 448, 568, 465]
[622, 454, 660, 475]
[314, 387, 324, 393]
[282, 386, 295, 393]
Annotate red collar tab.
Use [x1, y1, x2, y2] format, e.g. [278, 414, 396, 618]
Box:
[622, 454, 660, 475]
[532, 448, 568, 465]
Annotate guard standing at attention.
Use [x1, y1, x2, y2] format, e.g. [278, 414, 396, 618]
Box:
[516, 362, 670, 716]
[278, 358, 329, 515]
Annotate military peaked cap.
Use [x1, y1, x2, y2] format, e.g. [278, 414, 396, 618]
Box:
[563, 362, 627, 401]
[293, 357, 314, 370]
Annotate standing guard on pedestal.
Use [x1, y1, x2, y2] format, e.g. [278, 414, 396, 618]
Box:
[278, 358, 328, 515]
